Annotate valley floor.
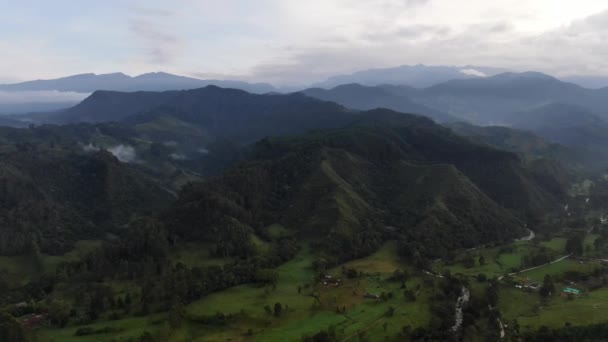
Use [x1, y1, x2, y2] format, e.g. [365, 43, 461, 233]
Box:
[7, 223, 608, 341]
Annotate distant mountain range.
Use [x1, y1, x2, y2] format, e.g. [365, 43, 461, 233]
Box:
[0, 72, 276, 114]
[4, 69, 608, 170]
[2, 66, 608, 115]
[0, 72, 276, 94]
[561, 75, 608, 89]
[313, 64, 608, 90]
[388, 71, 608, 123]
[312, 64, 509, 89]
[301, 83, 457, 123]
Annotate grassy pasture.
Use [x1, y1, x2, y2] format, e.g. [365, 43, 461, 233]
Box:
[0, 240, 101, 288]
[516, 288, 608, 330]
[36, 314, 166, 342]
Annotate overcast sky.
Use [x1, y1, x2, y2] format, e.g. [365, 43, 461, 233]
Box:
[1, 0, 607, 85]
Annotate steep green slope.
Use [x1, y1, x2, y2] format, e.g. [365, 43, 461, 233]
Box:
[164, 124, 563, 260]
[448, 122, 578, 163]
[0, 147, 172, 255]
[302, 84, 456, 123]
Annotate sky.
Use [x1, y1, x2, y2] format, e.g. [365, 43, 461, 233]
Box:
[1, 0, 608, 86]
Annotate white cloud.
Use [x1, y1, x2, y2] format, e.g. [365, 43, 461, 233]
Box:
[83, 143, 138, 163]
[169, 153, 187, 160]
[460, 69, 487, 77]
[107, 145, 137, 163]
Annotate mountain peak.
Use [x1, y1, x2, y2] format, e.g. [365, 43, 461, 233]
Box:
[491, 71, 558, 82]
[134, 71, 180, 79]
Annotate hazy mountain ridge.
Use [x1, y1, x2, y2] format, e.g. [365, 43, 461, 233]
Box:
[415, 72, 607, 121]
[510, 103, 608, 162]
[312, 65, 509, 88]
[0, 72, 276, 94]
[301, 83, 457, 123]
[447, 122, 582, 167]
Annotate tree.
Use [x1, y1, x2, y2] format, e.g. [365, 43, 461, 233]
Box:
[487, 284, 499, 307]
[29, 239, 43, 271]
[273, 302, 283, 317]
[404, 290, 416, 302]
[125, 293, 132, 306]
[169, 302, 184, 329]
[540, 275, 555, 298]
[462, 254, 476, 268]
[0, 312, 28, 342]
[49, 300, 71, 328]
[565, 235, 584, 256]
[138, 331, 156, 342]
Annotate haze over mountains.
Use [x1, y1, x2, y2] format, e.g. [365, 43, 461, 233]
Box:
[2, 65, 608, 115]
[3, 66, 608, 172]
[0, 72, 276, 114]
[0, 72, 276, 94]
[312, 65, 510, 88]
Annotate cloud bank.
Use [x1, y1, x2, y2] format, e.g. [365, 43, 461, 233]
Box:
[1, 0, 607, 85]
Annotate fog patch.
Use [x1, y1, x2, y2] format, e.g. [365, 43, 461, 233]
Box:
[82, 143, 100, 153]
[108, 145, 137, 163]
[170, 153, 188, 160]
[197, 147, 209, 154]
[82, 143, 138, 163]
[0, 90, 89, 104]
[460, 69, 487, 77]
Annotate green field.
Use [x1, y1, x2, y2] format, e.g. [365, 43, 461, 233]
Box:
[434, 236, 577, 280]
[435, 243, 529, 278]
[36, 314, 166, 342]
[169, 242, 233, 268]
[25, 234, 608, 341]
[182, 243, 432, 341]
[516, 288, 608, 330]
[0, 240, 101, 288]
[521, 259, 599, 282]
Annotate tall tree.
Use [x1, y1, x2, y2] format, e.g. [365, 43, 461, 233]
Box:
[0, 312, 28, 342]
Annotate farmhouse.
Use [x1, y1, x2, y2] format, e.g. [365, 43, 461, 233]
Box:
[524, 283, 541, 291]
[364, 293, 380, 299]
[322, 275, 343, 287]
[21, 313, 48, 329]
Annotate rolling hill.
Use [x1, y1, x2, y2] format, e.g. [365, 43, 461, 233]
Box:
[301, 83, 456, 123]
[0, 145, 173, 256]
[165, 120, 566, 260]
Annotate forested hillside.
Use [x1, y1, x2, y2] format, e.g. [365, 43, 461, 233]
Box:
[0, 145, 172, 255]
